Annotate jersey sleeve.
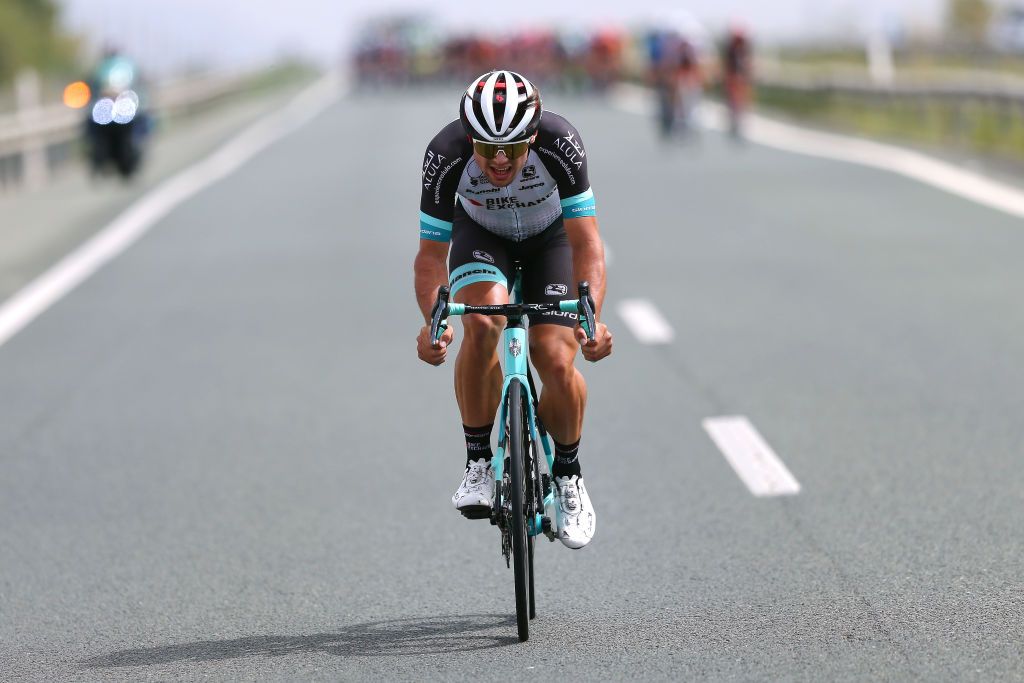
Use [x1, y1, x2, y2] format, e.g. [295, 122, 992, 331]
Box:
[534, 112, 597, 219]
[419, 121, 469, 242]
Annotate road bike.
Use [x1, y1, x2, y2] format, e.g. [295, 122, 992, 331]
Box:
[429, 269, 596, 642]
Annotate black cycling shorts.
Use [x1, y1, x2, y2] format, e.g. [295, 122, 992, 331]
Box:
[448, 201, 579, 328]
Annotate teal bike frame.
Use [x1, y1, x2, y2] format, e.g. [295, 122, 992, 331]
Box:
[431, 270, 596, 539]
[430, 269, 595, 640]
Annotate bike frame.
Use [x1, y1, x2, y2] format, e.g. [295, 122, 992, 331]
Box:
[447, 272, 558, 537]
[492, 275, 555, 538]
[430, 271, 595, 639]
[432, 270, 595, 539]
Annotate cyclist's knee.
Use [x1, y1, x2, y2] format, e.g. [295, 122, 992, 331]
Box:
[462, 313, 503, 348]
[530, 332, 577, 387]
[454, 282, 507, 350]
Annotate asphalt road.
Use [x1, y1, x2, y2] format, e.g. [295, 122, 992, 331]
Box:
[1, 86, 1022, 681]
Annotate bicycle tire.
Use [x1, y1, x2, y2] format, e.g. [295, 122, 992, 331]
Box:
[528, 534, 536, 619]
[508, 379, 530, 641]
[528, 420, 541, 620]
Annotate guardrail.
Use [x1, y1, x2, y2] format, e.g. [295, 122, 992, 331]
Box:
[752, 64, 1024, 160]
[0, 70, 258, 191]
[758, 71, 1024, 103]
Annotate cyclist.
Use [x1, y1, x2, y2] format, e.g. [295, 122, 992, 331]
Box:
[414, 70, 612, 549]
[647, 30, 703, 139]
[720, 24, 752, 138]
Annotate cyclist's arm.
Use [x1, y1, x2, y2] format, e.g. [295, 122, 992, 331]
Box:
[416, 120, 467, 321]
[563, 216, 606, 319]
[414, 239, 450, 322]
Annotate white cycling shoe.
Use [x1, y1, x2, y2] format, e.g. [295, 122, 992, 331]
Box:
[452, 458, 494, 519]
[554, 475, 596, 549]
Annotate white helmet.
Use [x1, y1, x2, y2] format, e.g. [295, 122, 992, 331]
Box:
[460, 70, 542, 143]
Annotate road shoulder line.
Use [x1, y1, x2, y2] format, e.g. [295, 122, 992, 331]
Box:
[610, 82, 1024, 221]
[0, 73, 344, 350]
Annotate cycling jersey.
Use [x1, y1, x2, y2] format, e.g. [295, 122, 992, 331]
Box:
[419, 111, 597, 244]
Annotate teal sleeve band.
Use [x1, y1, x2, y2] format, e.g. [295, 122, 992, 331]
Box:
[560, 187, 596, 218]
[449, 262, 507, 296]
[420, 211, 453, 242]
[560, 187, 594, 208]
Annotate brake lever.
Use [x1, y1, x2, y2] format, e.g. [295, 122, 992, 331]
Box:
[430, 285, 450, 346]
[577, 281, 596, 343]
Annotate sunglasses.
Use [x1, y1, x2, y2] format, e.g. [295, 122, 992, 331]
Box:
[472, 139, 532, 160]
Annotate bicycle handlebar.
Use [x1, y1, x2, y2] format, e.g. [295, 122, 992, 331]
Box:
[430, 281, 597, 346]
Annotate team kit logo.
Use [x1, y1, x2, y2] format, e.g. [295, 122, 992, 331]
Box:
[521, 165, 537, 179]
[473, 250, 494, 264]
[545, 283, 568, 296]
[469, 171, 491, 187]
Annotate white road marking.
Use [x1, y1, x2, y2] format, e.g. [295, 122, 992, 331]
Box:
[617, 298, 674, 344]
[603, 240, 613, 266]
[702, 416, 801, 497]
[610, 82, 1024, 221]
[0, 73, 345, 350]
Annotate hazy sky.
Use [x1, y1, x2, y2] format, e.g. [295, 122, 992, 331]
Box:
[61, 0, 955, 74]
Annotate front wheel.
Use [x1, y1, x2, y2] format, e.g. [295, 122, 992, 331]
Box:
[508, 379, 530, 641]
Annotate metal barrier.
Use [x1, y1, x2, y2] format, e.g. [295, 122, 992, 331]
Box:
[758, 71, 1024, 103]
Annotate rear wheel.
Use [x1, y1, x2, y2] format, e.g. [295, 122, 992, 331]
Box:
[508, 379, 530, 642]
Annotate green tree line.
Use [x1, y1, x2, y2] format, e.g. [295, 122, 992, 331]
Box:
[0, 0, 78, 85]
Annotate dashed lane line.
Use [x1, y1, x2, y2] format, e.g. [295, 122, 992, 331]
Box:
[702, 416, 801, 497]
[617, 298, 674, 344]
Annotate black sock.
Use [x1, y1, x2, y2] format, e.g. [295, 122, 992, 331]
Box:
[464, 423, 493, 466]
[551, 438, 582, 479]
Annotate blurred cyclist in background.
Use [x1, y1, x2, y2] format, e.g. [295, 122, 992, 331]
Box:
[647, 29, 704, 140]
[720, 24, 753, 139]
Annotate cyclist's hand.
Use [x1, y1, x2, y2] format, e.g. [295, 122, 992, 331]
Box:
[575, 322, 612, 362]
[417, 324, 455, 366]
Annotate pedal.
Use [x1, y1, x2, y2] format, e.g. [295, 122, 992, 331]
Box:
[459, 505, 492, 520]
